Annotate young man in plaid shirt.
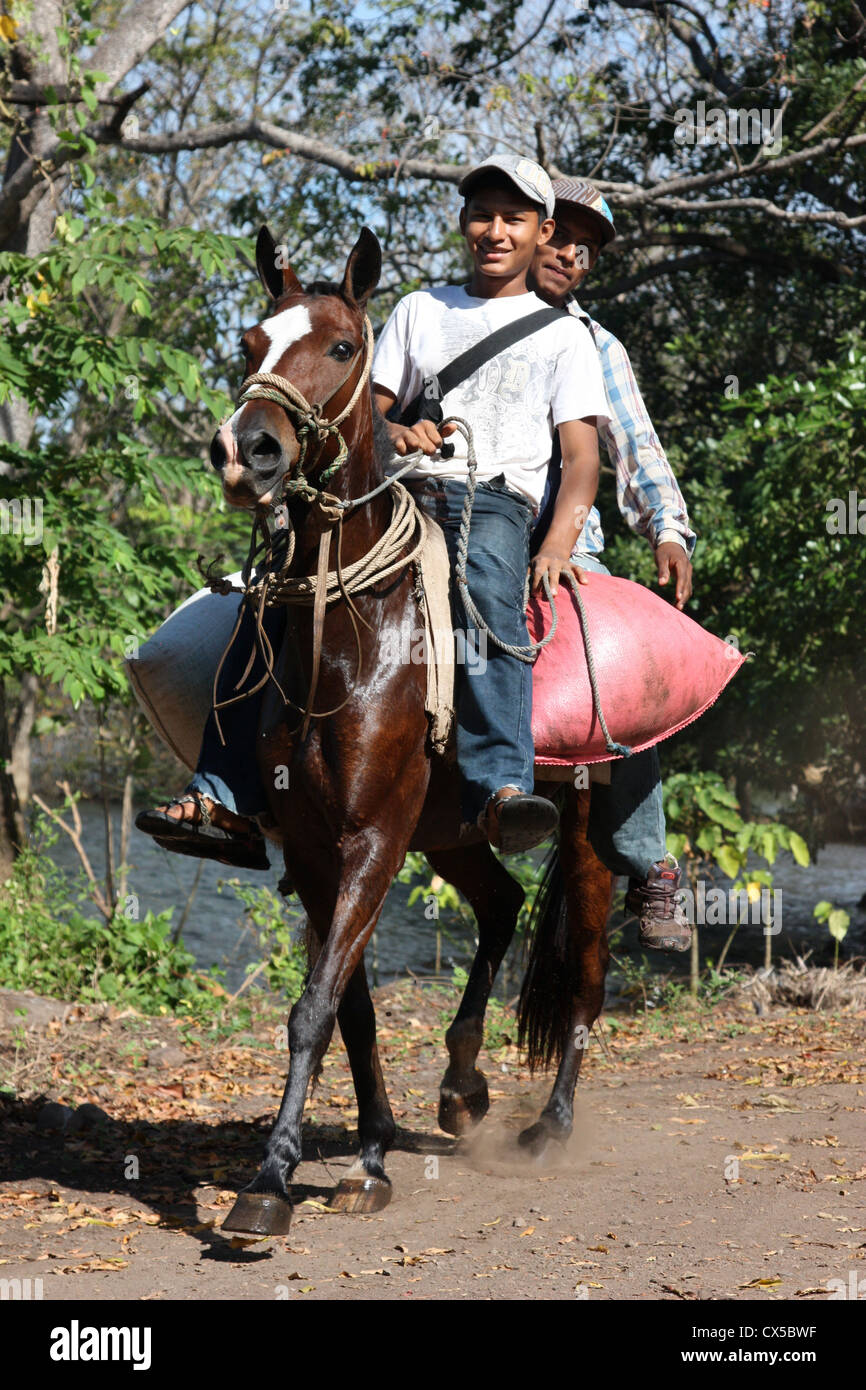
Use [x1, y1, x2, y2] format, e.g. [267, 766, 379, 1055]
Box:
[529, 178, 696, 952]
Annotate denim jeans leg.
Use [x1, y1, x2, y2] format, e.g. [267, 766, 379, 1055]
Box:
[588, 744, 667, 879]
[188, 601, 286, 818]
[427, 478, 535, 825]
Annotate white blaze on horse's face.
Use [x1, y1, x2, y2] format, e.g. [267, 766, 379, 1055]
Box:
[218, 304, 313, 501]
[258, 305, 314, 376]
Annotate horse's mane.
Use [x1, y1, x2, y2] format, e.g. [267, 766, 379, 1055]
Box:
[304, 280, 345, 297]
[370, 397, 394, 474]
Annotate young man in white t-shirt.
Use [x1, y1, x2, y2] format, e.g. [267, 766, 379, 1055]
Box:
[372, 154, 609, 854]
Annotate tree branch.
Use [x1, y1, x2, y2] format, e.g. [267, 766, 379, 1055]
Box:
[86, 111, 866, 230]
[588, 249, 727, 299]
[85, 0, 194, 98]
[612, 0, 738, 98]
[611, 229, 853, 282]
[32, 782, 113, 921]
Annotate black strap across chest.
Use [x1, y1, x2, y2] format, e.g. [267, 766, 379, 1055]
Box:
[398, 305, 566, 428]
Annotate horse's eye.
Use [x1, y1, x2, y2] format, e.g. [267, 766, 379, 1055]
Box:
[328, 340, 354, 361]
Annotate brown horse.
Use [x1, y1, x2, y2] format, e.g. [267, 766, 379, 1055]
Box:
[211, 226, 612, 1236]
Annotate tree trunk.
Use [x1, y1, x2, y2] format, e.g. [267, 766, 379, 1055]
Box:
[0, 676, 27, 880]
[10, 670, 38, 806]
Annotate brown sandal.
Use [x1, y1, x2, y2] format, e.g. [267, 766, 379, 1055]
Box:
[135, 793, 270, 871]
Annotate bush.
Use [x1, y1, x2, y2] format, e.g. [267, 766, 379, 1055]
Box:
[0, 843, 224, 1017]
[219, 878, 309, 1001]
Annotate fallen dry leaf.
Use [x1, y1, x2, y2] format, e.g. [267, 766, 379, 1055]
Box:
[52, 1258, 128, 1274]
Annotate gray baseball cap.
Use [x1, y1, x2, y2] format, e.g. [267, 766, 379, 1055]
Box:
[458, 154, 555, 218]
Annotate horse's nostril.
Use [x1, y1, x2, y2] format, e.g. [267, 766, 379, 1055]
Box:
[210, 435, 226, 472]
[243, 430, 282, 465]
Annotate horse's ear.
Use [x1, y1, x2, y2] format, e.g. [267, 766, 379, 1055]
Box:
[256, 226, 303, 301]
[341, 227, 381, 310]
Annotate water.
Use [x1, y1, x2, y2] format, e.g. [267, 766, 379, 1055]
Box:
[41, 803, 866, 994]
[42, 802, 480, 992]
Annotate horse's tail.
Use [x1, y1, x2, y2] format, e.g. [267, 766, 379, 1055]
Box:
[517, 837, 573, 1073]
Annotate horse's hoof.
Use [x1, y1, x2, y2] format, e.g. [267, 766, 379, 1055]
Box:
[517, 1121, 567, 1162]
[221, 1191, 293, 1236]
[329, 1175, 392, 1214]
[438, 1081, 489, 1136]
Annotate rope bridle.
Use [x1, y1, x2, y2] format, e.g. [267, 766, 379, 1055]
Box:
[235, 314, 376, 497]
[209, 311, 428, 742]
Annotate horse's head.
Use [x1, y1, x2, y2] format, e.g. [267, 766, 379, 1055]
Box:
[211, 226, 381, 509]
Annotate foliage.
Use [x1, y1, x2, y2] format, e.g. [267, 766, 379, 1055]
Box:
[665, 338, 866, 802]
[664, 771, 810, 885]
[0, 840, 225, 1017]
[813, 898, 852, 967]
[663, 770, 813, 972]
[0, 191, 248, 707]
[220, 878, 309, 1002]
[610, 953, 745, 1036]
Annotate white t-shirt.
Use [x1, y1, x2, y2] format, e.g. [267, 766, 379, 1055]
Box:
[372, 285, 609, 511]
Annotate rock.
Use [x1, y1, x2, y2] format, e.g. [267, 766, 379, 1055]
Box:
[145, 1045, 187, 1069]
[37, 1102, 74, 1132]
[0, 989, 74, 1029]
[512, 1217, 526, 1227]
[68, 1103, 111, 1134]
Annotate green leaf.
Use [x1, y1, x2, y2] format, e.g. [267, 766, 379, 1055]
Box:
[716, 844, 743, 880]
[696, 826, 720, 855]
[827, 910, 850, 942]
[759, 830, 778, 865]
[789, 832, 810, 867]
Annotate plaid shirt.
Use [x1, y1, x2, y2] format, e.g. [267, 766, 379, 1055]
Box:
[568, 297, 696, 558]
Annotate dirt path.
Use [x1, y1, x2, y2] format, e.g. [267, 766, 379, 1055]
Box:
[1, 981, 864, 1301]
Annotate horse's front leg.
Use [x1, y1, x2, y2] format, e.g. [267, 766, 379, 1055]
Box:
[222, 843, 400, 1235]
[425, 843, 525, 1135]
[328, 955, 396, 1213]
[517, 785, 613, 1159]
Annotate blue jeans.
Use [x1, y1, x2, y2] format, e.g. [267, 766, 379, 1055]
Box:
[561, 550, 667, 880]
[411, 474, 536, 825]
[188, 600, 285, 818]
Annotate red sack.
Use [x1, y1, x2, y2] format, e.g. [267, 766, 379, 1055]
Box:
[528, 573, 747, 765]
